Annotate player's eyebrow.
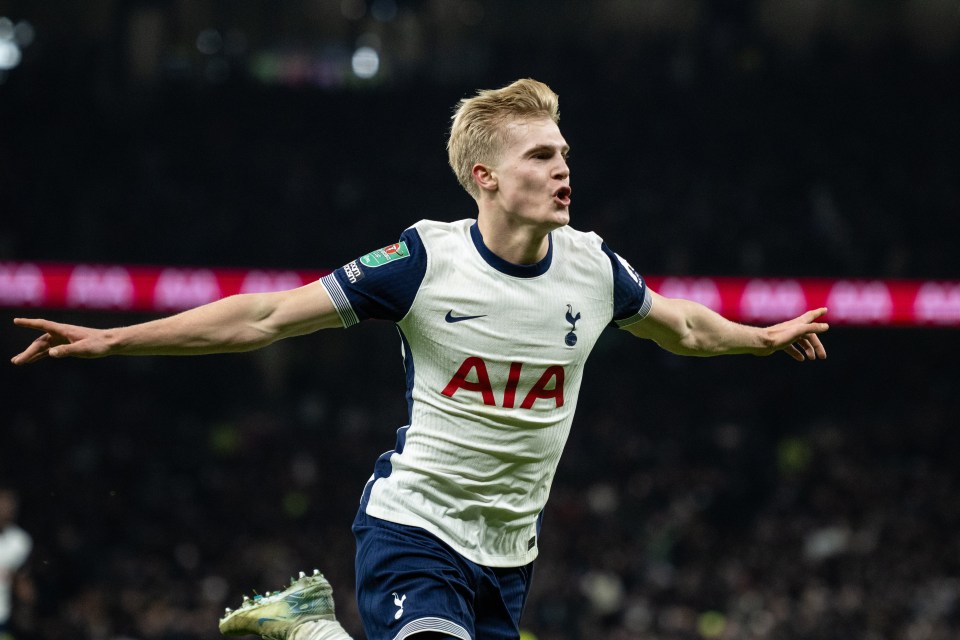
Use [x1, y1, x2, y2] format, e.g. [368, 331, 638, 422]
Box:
[526, 143, 570, 157]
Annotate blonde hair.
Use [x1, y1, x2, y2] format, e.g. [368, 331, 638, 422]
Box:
[447, 78, 560, 199]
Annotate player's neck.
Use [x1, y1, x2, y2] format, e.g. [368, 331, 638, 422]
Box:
[476, 213, 552, 265]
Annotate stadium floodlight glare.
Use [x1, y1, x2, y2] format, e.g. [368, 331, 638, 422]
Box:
[371, 0, 398, 22]
[0, 39, 21, 70]
[351, 46, 379, 78]
[13, 20, 33, 47]
[340, 0, 366, 21]
[0, 17, 14, 40]
[196, 28, 223, 55]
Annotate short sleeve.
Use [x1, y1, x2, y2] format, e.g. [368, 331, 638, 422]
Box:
[321, 227, 427, 326]
[600, 243, 652, 329]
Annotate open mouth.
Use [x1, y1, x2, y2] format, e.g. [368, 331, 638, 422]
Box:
[553, 185, 572, 207]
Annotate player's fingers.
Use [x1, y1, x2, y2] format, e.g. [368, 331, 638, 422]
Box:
[20, 349, 51, 365]
[800, 337, 818, 360]
[10, 337, 53, 365]
[791, 309, 829, 335]
[792, 338, 811, 360]
[15, 318, 82, 345]
[806, 333, 827, 359]
[808, 321, 830, 334]
[784, 343, 805, 362]
[47, 343, 76, 358]
[13, 317, 62, 332]
[13, 339, 90, 364]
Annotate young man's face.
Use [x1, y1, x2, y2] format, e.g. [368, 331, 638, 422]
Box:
[487, 116, 572, 230]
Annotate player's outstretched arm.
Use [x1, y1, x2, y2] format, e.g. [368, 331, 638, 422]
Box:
[627, 291, 828, 361]
[10, 279, 342, 365]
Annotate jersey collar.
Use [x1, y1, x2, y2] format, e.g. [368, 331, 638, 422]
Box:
[469, 222, 553, 278]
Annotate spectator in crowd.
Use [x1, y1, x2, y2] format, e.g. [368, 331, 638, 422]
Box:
[0, 488, 32, 640]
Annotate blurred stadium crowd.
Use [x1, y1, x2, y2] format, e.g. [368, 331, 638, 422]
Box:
[0, 0, 957, 278]
[1, 0, 959, 639]
[2, 325, 958, 640]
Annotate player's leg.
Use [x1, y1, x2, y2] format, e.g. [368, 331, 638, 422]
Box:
[352, 512, 476, 640]
[292, 625, 459, 640]
[288, 619, 353, 640]
[473, 563, 534, 640]
[219, 569, 352, 640]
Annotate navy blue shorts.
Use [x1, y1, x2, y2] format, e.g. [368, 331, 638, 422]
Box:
[352, 511, 534, 640]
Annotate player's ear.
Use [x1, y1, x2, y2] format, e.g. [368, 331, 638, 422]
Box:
[472, 163, 497, 193]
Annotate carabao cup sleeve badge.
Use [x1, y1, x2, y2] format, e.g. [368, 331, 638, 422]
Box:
[359, 241, 410, 268]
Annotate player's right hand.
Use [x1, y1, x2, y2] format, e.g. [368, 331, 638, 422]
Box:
[10, 318, 110, 365]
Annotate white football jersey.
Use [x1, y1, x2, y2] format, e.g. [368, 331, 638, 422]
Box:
[321, 219, 650, 567]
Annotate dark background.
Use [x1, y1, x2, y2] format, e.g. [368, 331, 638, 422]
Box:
[1, 1, 959, 638]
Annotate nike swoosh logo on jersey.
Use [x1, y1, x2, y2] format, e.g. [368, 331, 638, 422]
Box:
[445, 310, 487, 323]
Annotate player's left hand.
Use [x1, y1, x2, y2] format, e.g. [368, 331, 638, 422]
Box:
[761, 307, 829, 362]
[10, 318, 110, 365]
